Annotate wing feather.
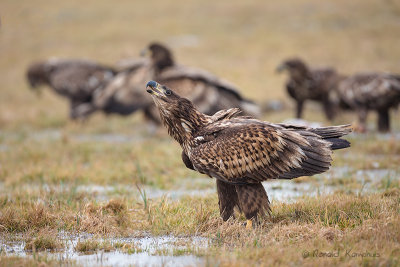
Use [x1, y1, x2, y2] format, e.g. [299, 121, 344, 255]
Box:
[190, 119, 337, 184]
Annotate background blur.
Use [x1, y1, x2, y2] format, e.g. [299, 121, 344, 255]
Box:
[1, 0, 400, 129]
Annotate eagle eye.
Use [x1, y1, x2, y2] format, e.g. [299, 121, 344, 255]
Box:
[165, 89, 172, 96]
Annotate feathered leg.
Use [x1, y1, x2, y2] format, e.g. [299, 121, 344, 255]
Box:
[356, 108, 368, 133]
[216, 179, 239, 221]
[69, 99, 81, 120]
[322, 98, 336, 121]
[235, 183, 270, 228]
[377, 109, 390, 132]
[296, 100, 304, 119]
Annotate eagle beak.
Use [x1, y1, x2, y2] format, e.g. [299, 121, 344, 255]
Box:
[146, 80, 164, 97]
[276, 64, 286, 73]
[140, 47, 149, 57]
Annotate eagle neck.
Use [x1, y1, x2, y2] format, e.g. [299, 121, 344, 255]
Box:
[160, 107, 208, 155]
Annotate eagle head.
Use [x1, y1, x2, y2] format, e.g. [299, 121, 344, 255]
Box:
[146, 80, 182, 106]
[141, 42, 174, 71]
[146, 80, 195, 121]
[26, 61, 51, 89]
[146, 80, 208, 145]
[276, 58, 310, 80]
[276, 58, 307, 73]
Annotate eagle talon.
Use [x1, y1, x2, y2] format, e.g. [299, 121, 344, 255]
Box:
[246, 219, 253, 229]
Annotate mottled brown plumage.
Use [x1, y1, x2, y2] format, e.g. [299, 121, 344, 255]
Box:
[337, 72, 400, 132]
[26, 58, 116, 119]
[277, 58, 341, 120]
[146, 81, 352, 224]
[90, 43, 260, 123]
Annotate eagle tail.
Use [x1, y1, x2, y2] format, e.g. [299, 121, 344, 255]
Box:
[279, 125, 352, 180]
[325, 137, 350, 150]
[309, 124, 352, 150]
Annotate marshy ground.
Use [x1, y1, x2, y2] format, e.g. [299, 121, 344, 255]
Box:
[1, 0, 400, 266]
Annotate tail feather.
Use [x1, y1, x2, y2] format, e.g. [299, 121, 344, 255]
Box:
[310, 124, 352, 151]
[278, 124, 351, 180]
[326, 138, 351, 150]
[309, 124, 352, 139]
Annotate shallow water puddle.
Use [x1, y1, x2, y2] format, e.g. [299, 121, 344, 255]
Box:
[0, 129, 147, 144]
[1, 234, 208, 267]
[2, 167, 395, 205]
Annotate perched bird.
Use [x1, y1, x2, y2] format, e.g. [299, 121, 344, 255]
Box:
[90, 43, 260, 123]
[146, 80, 352, 227]
[26, 59, 117, 119]
[277, 58, 340, 121]
[337, 72, 400, 132]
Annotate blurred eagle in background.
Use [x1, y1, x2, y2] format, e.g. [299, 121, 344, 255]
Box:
[337, 72, 400, 132]
[26, 59, 117, 119]
[146, 81, 351, 227]
[277, 58, 341, 121]
[86, 42, 260, 123]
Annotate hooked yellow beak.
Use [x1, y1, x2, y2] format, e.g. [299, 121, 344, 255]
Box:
[276, 63, 287, 73]
[146, 80, 164, 97]
[140, 47, 150, 57]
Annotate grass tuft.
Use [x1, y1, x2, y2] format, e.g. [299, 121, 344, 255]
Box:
[24, 230, 63, 252]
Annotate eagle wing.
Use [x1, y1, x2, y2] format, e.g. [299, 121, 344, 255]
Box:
[190, 119, 350, 184]
[157, 65, 260, 118]
[50, 64, 115, 98]
[338, 72, 400, 109]
[93, 64, 154, 112]
[159, 64, 244, 100]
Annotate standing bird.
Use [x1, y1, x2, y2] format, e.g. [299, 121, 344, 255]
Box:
[26, 59, 117, 119]
[277, 58, 340, 121]
[337, 72, 400, 132]
[91, 43, 260, 124]
[146, 81, 352, 227]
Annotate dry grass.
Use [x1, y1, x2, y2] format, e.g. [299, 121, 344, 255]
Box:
[0, 256, 77, 267]
[24, 230, 63, 252]
[0, 180, 399, 265]
[0, 197, 137, 235]
[139, 191, 400, 266]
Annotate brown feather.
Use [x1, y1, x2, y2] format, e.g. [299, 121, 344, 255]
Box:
[278, 58, 341, 120]
[147, 81, 352, 222]
[337, 72, 400, 132]
[26, 58, 116, 119]
[90, 43, 260, 123]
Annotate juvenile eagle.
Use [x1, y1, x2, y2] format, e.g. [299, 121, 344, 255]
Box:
[146, 81, 351, 227]
[277, 58, 341, 120]
[26, 59, 117, 119]
[77, 58, 151, 118]
[337, 72, 400, 132]
[90, 43, 260, 123]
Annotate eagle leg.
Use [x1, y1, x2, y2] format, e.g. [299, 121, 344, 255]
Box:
[216, 179, 239, 221]
[235, 182, 270, 224]
[322, 98, 336, 121]
[69, 99, 82, 120]
[296, 100, 304, 119]
[356, 108, 368, 133]
[377, 109, 390, 132]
